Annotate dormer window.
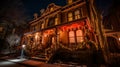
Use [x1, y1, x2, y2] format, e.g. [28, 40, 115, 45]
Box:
[50, 7, 54, 11]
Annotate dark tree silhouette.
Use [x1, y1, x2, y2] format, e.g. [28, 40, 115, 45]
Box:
[0, 0, 29, 35]
[0, 0, 30, 54]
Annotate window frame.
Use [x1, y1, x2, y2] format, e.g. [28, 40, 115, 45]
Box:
[68, 12, 73, 22]
[74, 10, 80, 20]
[68, 29, 84, 45]
[69, 31, 75, 43]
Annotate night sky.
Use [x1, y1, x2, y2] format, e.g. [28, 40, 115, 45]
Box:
[21, 0, 112, 18]
[21, 0, 66, 19]
[0, 0, 113, 21]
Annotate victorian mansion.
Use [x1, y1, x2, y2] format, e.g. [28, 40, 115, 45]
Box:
[21, 0, 109, 63]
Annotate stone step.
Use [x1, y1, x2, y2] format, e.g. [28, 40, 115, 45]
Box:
[30, 56, 48, 62]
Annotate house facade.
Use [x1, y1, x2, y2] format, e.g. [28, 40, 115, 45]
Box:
[21, 0, 108, 62]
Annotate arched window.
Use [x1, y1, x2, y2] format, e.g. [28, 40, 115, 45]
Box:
[68, 12, 73, 22]
[69, 31, 75, 43]
[75, 10, 80, 20]
[76, 30, 83, 42]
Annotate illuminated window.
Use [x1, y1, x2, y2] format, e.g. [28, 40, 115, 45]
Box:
[52, 37, 55, 44]
[68, 0, 73, 4]
[69, 31, 75, 43]
[68, 12, 73, 22]
[76, 30, 84, 42]
[50, 7, 54, 11]
[41, 23, 44, 29]
[55, 17, 58, 25]
[75, 10, 80, 20]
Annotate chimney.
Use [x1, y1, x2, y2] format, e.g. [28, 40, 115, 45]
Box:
[33, 13, 38, 19]
[40, 9, 45, 15]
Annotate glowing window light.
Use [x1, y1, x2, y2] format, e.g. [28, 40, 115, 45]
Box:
[35, 34, 38, 39]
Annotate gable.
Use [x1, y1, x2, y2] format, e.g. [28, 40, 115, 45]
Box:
[41, 3, 61, 16]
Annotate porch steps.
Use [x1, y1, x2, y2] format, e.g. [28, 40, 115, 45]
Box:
[30, 54, 48, 62]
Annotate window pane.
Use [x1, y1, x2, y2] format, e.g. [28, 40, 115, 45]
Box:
[50, 7, 53, 11]
[68, 13, 72, 17]
[76, 30, 83, 42]
[41, 23, 44, 29]
[55, 17, 58, 25]
[70, 38, 75, 43]
[75, 10, 79, 15]
[76, 30, 83, 36]
[69, 31, 75, 43]
[68, 12, 73, 21]
[75, 15, 80, 20]
[77, 37, 83, 42]
[69, 31, 74, 37]
[69, 17, 73, 21]
[75, 10, 80, 19]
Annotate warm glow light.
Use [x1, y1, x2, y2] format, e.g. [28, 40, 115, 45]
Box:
[119, 38, 120, 41]
[44, 34, 47, 37]
[61, 23, 81, 31]
[8, 58, 27, 62]
[22, 45, 25, 48]
[35, 34, 38, 39]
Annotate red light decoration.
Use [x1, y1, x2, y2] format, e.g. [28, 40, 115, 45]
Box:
[60, 22, 85, 31]
[58, 19, 94, 32]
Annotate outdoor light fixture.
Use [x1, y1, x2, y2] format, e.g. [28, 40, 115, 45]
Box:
[20, 44, 26, 58]
[22, 44, 26, 48]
